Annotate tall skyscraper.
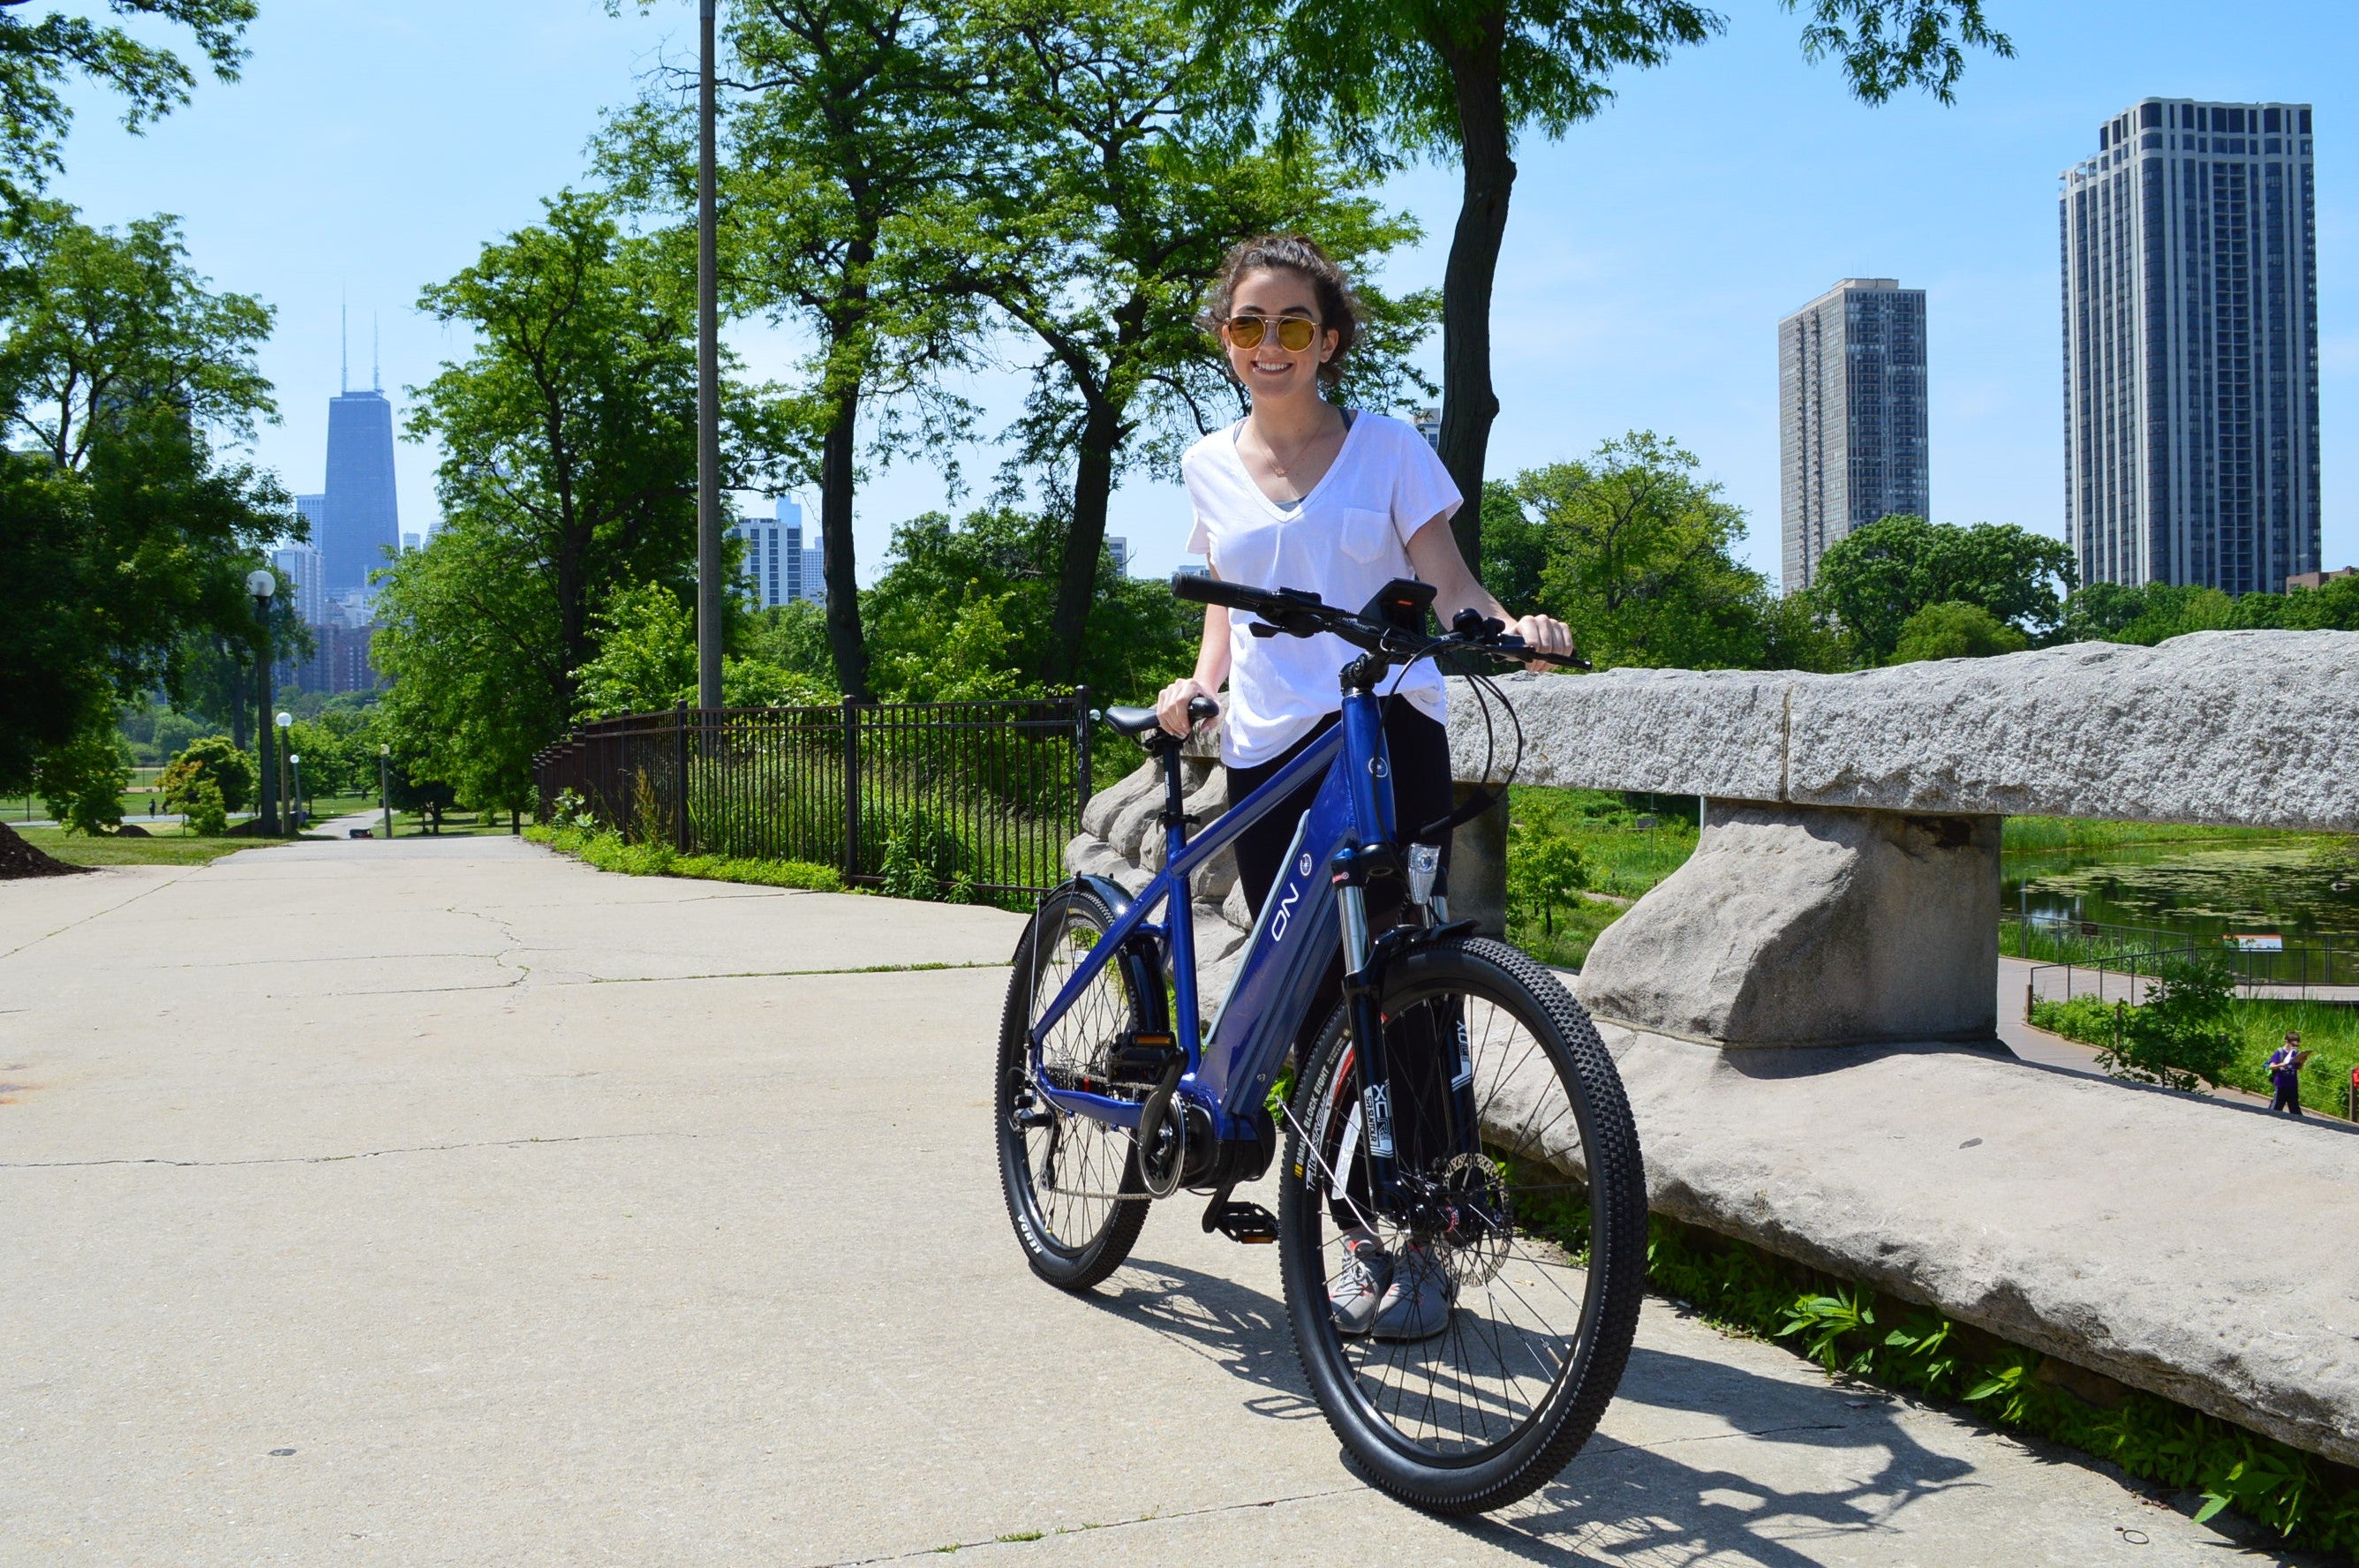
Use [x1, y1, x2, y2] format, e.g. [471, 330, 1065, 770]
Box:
[1778, 278, 1929, 593]
[2061, 99, 2319, 592]
[727, 496, 826, 609]
[1105, 536, 1131, 577]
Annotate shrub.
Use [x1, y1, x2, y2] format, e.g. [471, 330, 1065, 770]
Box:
[177, 778, 228, 836]
[163, 735, 257, 815]
[35, 728, 132, 834]
[2106, 954, 2241, 1091]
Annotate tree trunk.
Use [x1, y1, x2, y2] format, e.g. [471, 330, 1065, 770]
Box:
[1436, 18, 1516, 578]
[1049, 396, 1122, 685]
[818, 378, 871, 700]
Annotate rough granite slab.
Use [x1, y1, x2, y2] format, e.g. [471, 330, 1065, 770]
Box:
[1540, 1026, 2359, 1466]
[1444, 668, 1789, 798]
[1786, 631, 2359, 827]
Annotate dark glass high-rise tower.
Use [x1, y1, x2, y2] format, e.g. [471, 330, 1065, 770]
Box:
[2061, 99, 2319, 592]
[1778, 278, 1929, 592]
[322, 388, 399, 599]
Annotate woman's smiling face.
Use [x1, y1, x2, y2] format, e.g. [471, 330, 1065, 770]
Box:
[1222, 267, 1336, 400]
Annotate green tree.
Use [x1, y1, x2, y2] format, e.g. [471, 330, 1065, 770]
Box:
[606, 0, 978, 699]
[2281, 573, 2359, 631]
[0, 3, 253, 208]
[1211, 0, 2009, 569]
[2099, 954, 2240, 1094]
[1504, 432, 1782, 669]
[1809, 515, 2075, 664]
[861, 506, 1198, 702]
[1890, 599, 2027, 662]
[383, 194, 784, 805]
[0, 202, 274, 463]
[161, 734, 253, 815]
[34, 725, 132, 833]
[916, 0, 1436, 676]
[567, 581, 828, 720]
[1506, 818, 1586, 935]
[0, 196, 287, 790]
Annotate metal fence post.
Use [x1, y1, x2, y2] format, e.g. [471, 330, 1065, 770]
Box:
[1073, 685, 1093, 826]
[840, 694, 861, 883]
[675, 698, 691, 855]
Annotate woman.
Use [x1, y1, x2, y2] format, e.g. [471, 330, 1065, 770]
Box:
[1154, 234, 1574, 1340]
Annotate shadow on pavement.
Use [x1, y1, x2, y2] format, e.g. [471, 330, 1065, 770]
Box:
[1091, 1255, 1999, 1564]
[1448, 1344, 1985, 1565]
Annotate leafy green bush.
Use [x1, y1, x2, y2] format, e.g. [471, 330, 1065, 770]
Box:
[177, 777, 228, 836]
[1890, 599, 2029, 662]
[35, 727, 132, 834]
[162, 735, 256, 815]
[526, 823, 842, 893]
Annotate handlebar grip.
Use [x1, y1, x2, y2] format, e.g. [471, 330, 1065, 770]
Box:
[1169, 570, 1264, 612]
[1187, 695, 1220, 723]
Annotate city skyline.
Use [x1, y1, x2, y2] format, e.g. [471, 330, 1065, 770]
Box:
[2061, 97, 2321, 592]
[1778, 278, 1931, 592]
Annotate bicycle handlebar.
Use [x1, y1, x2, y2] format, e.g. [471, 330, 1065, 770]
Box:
[1168, 570, 1590, 671]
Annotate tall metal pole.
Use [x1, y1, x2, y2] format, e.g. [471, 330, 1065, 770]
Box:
[695, 0, 724, 711]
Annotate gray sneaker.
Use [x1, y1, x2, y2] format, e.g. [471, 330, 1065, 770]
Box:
[1330, 1230, 1393, 1337]
[1371, 1243, 1453, 1341]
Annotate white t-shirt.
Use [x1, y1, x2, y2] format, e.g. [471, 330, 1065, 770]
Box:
[1183, 411, 1461, 766]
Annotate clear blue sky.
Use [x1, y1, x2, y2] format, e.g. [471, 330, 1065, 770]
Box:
[51, 0, 2357, 587]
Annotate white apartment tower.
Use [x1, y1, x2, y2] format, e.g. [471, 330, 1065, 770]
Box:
[2061, 98, 2319, 591]
[1778, 278, 1929, 592]
[727, 496, 827, 610]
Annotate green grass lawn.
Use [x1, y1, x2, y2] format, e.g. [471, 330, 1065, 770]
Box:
[15, 824, 263, 868]
[1999, 815, 2308, 855]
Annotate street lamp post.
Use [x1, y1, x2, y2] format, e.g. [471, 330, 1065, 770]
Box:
[380, 743, 392, 841]
[246, 569, 277, 837]
[694, 0, 723, 711]
[289, 753, 303, 831]
[275, 711, 292, 835]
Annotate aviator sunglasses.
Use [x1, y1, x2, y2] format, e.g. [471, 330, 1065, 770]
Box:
[1224, 313, 1320, 352]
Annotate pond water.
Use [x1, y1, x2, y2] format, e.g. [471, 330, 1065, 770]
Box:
[2002, 839, 2359, 946]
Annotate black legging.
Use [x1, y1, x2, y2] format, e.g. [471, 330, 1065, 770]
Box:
[1227, 702, 1458, 1226]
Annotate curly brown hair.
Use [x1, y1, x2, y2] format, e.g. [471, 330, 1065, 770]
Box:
[1200, 234, 1360, 389]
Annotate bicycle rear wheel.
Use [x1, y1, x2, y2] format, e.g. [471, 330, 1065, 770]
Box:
[1277, 936, 1647, 1514]
[996, 885, 1154, 1292]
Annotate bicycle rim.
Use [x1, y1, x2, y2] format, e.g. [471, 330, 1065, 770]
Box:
[996, 888, 1150, 1287]
[1279, 937, 1647, 1511]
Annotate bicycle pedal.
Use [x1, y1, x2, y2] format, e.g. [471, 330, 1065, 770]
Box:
[1208, 1201, 1278, 1245]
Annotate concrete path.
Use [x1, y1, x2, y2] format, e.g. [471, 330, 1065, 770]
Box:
[0, 840, 2316, 1565]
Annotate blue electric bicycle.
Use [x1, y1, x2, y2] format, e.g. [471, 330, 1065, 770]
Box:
[995, 571, 1648, 1514]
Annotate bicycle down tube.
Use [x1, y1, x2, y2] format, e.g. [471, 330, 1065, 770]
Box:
[1026, 695, 1394, 1144]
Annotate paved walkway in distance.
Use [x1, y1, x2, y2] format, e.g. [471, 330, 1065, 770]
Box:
[0, 839, 2319, 1565]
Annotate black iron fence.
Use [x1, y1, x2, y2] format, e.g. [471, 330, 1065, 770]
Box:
[532, 694, 1092, 906]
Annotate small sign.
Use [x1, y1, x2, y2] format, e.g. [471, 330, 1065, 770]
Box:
[2227, 933, 2284, 952]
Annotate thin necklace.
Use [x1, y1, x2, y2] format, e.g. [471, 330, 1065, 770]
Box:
[1258, 405, 1340, 479]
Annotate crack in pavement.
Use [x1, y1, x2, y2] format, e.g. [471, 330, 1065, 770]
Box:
[0, 1129, 694, 1171]
[809, 1421, 1873, 1565]
[812, 1485, 1368, 1565]
[0, 868, 191, 961]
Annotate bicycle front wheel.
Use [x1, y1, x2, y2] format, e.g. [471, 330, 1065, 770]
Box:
[995, 884, 1153, 1293]
[1277, 935, 1647, 1514]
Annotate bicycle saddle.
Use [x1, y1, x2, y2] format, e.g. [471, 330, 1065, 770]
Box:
[1100, 705, 1162, 735]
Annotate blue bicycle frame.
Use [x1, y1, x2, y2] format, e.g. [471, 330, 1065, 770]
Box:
[1027, 687, 1403, 1147]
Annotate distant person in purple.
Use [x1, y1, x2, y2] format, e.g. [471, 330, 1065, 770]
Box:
[2266, 1032, 2310, 1117]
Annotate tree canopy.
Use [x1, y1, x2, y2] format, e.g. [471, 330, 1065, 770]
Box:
[1809, 514, 2075, 665]
[1202, 0, 2011, 568]
[1485, 432, 1840, 672]
[0, 2, 253, 208]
